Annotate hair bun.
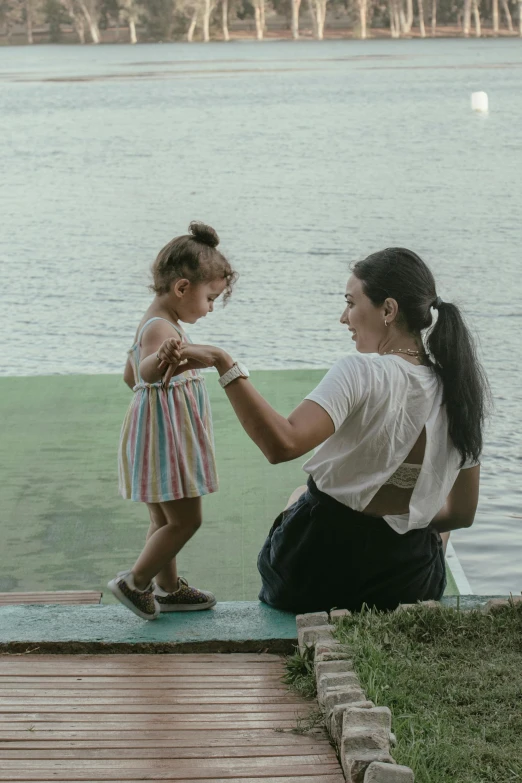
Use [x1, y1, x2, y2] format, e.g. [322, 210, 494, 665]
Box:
[189, 221, 219, 248]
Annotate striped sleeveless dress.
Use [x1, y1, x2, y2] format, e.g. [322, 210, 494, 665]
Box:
[118, 317, 219, 503]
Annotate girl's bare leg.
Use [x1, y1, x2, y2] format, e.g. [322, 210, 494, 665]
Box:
[132, 497, 202, 591]
[285, 485, 307, 510]
[144, 503, 178, 593]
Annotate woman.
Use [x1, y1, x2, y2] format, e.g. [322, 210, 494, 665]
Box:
[172, 247, 489, 613]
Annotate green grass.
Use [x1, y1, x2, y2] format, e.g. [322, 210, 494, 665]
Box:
[336, 603, 522, 783]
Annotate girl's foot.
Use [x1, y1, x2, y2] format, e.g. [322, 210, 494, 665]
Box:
[108, 571, 160, 620]
[154, 576, 216, 612]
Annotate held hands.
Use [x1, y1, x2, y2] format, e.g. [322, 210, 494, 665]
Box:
[159, 341, 219, 389]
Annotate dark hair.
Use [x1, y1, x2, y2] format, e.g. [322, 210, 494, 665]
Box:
[150, 221, 238, 303]
[352, 247, 490, 466]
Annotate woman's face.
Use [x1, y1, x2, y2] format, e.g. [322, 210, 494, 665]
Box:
[340, 274, 386, 353]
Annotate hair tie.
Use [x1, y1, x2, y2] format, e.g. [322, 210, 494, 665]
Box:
[433, 295, 443, 308]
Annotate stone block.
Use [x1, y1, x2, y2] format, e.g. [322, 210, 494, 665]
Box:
[298, 623, 335, 653]
[342, 749, 394, 782]
[315, 639, 344, 657]
[330, 608, 352, 622]
[315, 659, 354, 678]
[295, 611, 329, 630]
[341, 726, 390, 754]
[328, 702, 375, 745]
[321, 685, 366, 711]
[364, 761, 415, 782]
[343, 706, 392, 733]
[318, 672, 360, 704]
[315, 650, 352, 662]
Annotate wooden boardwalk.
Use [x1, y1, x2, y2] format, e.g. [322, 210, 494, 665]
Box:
[0, 592, 102, 606]
[0, 653, 343, 782]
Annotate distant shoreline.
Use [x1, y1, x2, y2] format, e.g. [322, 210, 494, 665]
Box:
[2, 25, 520, 47]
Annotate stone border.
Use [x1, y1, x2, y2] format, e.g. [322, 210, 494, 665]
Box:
[296, 596, 522, 782]
[296, 609, 414, 783]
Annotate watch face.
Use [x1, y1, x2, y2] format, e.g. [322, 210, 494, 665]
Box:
[236, 362, 249, 377]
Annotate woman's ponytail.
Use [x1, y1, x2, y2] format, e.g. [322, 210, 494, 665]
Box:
[353, 248, 490, 468]
[426, 301, 489, 466]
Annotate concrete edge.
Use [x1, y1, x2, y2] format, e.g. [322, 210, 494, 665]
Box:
[0, 638, 297, 655]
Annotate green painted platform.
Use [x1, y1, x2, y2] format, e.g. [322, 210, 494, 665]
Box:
[0, 601, 297, 653]
[0, 371, 457, 604]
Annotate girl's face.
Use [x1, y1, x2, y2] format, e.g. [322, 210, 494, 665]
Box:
[171, 278, 227, 324]
[340, 274, 387, 353]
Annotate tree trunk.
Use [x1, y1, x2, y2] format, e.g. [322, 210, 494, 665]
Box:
[357, 0, 367, 37]
[501, 0, 513, 30]
[492, 0, 498, 33]
[202, 0, 213, 41]
[431, 0, 436, 34]
[463, 0, 471, 35]
[187, 7, 197, 40]
[403, 0, 413, 31]
[519, 0, 522, 34]
[78, 0, 100, 43]
[222, 0, 229, 39]
[317, 0, 327, 37]
[129, 17, 137, 42]
[307, 0, 319, 37]
[291, 0, 301, 38]
[417, 0, 425, 35]
[253, 0, 264, 38]
[389, 0, 401, 35]
[26, 0, 33, 43]
[471, 0, 481, 35]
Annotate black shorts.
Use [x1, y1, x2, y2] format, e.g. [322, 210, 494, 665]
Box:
[257, 476, 446, 614]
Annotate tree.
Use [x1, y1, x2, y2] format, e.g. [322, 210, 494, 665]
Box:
[471, 0, 480, 34]
[500, 0, 512, 30]
[221, 0, 229, 38]
[119, 0, 141, 41]
[417, 0, 425, 33]
[78, 0, 101, 41]
[463, 0, 471, 33]
[388, 0, 401, 34]
[291, 0, 300, 36]
[307, 0, 327, 37]
[252, 0, 265, 37]
[201, 0, 215, 39]
[355, 0, 369, 37]
[0, 0, 21, 41]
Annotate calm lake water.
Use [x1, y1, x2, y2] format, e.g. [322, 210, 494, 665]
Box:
[1, 39, 521, 595]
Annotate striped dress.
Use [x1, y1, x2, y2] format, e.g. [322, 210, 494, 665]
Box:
[118, 317, 219, 503]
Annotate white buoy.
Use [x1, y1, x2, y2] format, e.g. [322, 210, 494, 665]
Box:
[471, 91, 489, 113]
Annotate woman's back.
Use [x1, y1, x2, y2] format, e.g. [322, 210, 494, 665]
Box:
[303, 353, 471, 533]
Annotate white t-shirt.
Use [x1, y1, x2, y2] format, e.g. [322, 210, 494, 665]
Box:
[303, 353, 476, 534]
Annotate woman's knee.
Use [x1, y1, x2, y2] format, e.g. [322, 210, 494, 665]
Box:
[285, 485, 307, 510]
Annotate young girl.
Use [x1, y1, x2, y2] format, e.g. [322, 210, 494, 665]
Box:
[109, 221, 237, 620]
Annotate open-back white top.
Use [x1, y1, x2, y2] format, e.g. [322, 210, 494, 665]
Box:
[303, 353, 477, 534]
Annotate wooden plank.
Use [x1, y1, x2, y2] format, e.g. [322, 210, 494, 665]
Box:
[0, 746, 333, 759]
[0, 761, 341, 780]
[0, 740, 328, 751]
[0, 720, 299, 731]
[0, 777, 344, 783]
[0, 731, 322, 743]
[0, 691, 302, 703]
[0, 700, 306, 712]
[0, 653, 281, 665]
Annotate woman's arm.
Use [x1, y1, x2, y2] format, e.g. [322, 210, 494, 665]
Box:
[430, 465, 480, 533]
[181, 344, 335, 463]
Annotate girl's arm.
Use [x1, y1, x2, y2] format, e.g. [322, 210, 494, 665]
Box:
[430, 465, 480, 533]
[179, 344, 335, 463]
[123, 357, 135, 390]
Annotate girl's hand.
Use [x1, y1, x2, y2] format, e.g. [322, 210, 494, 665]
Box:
[179, 343, 221, 369]
[156, 337, 181, 369]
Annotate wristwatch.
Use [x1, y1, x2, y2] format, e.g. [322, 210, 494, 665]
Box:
[218, 361, 250, 388]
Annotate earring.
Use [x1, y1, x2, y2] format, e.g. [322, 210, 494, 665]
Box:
[384, 319, 388, 327]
